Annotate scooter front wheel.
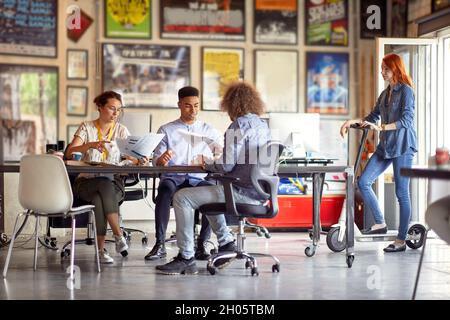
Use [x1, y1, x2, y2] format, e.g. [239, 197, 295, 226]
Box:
[326, 226, 346, 252]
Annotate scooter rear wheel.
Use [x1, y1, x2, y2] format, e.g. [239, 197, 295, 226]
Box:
[326, 227, 346, 252]
[406, 224, 427, 249]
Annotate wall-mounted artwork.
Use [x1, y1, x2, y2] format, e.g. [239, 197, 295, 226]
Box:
[390, 0, 408, 37]
[105, 0, 151, 39]
[201, 47, 244, 111]
[254, 0, 297, 44]
[102, 43, 190, 108]
[160, 0, 245, 41]
[67, 86, 88, 116]
[0, 0, 57, 57]
[305, 0, 348, 46]
[67, 8, 93, 42]
[360, 0, 387, 39]
[255, 50, 298, 113]
[432, 0, 450, 12]
[67, 49, 88, 80]
[0, 64, 58, 161]
[306, 52, 349, 115]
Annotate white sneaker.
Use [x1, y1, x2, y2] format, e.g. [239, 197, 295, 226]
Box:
[114, 235, 129, 255]
[98, 249, 114, 264]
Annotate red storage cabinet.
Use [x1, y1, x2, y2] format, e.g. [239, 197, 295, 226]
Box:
[247, 194, 345, 229]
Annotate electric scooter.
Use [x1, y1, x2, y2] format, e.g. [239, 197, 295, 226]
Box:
[326, 124, 427, 252]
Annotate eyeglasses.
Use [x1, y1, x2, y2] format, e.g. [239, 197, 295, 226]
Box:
[104, 106, 123, 113]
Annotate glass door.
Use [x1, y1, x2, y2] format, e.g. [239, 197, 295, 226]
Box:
[375, 37, 438, 224]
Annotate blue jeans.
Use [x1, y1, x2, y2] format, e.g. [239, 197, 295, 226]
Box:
[172, 185, 260, 259]
[358, 152, 414, 240]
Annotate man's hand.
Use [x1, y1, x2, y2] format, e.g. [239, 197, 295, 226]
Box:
[156, 150, 174, 166]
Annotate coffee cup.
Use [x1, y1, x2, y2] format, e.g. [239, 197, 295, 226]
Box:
[71, 152, 82, 161]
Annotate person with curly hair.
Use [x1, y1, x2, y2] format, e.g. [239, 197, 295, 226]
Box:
[156, 81, 271, 275]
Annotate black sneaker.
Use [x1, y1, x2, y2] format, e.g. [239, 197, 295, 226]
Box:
[194, 240, 211, 261]
[144, 241, 167, 260]
[155, 254, 198, 275]
[214, 240, 237, 269]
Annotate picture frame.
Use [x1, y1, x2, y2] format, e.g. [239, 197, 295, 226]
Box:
[390, 0, 408, 37]
[67, 8, 93, 43]
[432, 0, 450, 12]
[104, 0, 151, 39]
[254, 50, 298, 113]
[67, 49, 88, 80]
[102, 43, 190, 108]
[0, 64, 59, 161]
[67, 124, 80, 145]
[160, 1, 245, 41]
[305, 0, 348, 46]
[360, 0, 387, 39]
[0, 0, 57, 58]
[306, 52, 349, 115]
[254, 0, 298, 45]
[201, 47, 244, 111]
[66, 86, 88, 116]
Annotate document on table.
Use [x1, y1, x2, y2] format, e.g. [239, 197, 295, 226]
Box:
[177, 129, 218, 146]
[116, 133, 164, 159]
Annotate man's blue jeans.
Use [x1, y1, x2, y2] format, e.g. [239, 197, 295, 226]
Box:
[358, 152, 414, 240]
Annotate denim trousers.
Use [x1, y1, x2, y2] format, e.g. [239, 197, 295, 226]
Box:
[172, 185, 260, 259]
[358, 152, 414, 240]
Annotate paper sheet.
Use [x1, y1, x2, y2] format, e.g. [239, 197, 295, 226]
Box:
[177, 129, 219, 146]
[116, 133, 164, 159]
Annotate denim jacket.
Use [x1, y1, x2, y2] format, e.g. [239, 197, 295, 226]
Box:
[364, 83, 417, 159]
[205, 113, 271, 200]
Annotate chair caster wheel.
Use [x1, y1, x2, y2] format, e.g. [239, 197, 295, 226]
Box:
[86, 238, 93, 246]
[251, 267, 259, 276]
[272, 264, 280, 273]
[245, 261, 252, 269]
[264, 232, 271, 239]
[256, 230, 263, 237]
[207, 265, 216, 275]
[305, 246, 316, 257]
[142, 237, 148, 245]
[120, 250, 128, 257]
[61, 249, 70, 258]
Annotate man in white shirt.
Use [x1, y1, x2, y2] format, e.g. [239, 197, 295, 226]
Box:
[145, 86, 223, 261]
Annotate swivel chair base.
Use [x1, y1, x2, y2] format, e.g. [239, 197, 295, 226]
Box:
[206, 220, 280, 276]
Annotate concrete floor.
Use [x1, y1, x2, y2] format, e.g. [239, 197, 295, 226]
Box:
[0, 231, 449, 300]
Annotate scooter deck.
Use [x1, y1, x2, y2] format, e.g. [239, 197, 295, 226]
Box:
[356, 230, 398, 241]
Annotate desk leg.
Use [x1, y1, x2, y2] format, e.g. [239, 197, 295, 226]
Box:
[345, 167, 355, 268]
[305, 173, 325, 257]
[0, 172, 4, 233]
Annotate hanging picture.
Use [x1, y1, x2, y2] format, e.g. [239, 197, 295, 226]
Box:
[201, 47, 244, 111]
[254, 0, 297, 44]
[67, 86, 88, 116]
[305, 0, 348, 46]
[390, 0, 408, 37]
[0, 64, 58, 161]
[67, 8, 93, 42]
[360, 0, 387, 39]
[255, 50, 298, 113]
[160, 0, 245, 40]
[432, 0, 450, 12]
[104, 0, 151, 39]
[67, 49, 88, 80]
[306, 52, 349, 115]
[102, 43, 190, 108]
[0, 0, 57, 57]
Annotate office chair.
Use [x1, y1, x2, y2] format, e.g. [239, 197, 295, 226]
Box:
[199, 142, 284, 276]
[3, 155, 101, 280]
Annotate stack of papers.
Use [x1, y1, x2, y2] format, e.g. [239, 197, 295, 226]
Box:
[116, 133, 164, 159]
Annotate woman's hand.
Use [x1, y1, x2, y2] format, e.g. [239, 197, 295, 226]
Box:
[361, 121, 381, 131]
[88, 141, 110, 153]
[340, 119, 361, 138]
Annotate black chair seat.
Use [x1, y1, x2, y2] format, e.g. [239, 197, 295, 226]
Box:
[123, 189, 145, 201]
[199, 203, 270, 218]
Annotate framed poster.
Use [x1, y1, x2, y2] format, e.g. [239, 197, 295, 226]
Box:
[432, 0, 450, 11]
[0, 0, 57, 57]
[160, 0, 245, 41]
[104, 0, 151, 39]
[102, 43, 190, 108]
[0, 64, 58, 161]
[306, 52, 349, 115]
[67, 49, 88, 80]
[360, 0, 387, 39]
[255, 50, 298, 113]
[67, 124, 79, 145]
[305, 0, 348, 46]
[67, 8, 93, 42]
[254, 0, 297, 44]
[67, 86, 88, 116]
[201, 47, 244, 111]
[390, 0, 408, 37]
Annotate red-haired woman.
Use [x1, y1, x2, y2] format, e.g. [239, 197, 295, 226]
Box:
[340, 53, 417, 253]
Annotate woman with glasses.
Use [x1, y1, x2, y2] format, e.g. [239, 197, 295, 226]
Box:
[65, 91, 138, 263]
